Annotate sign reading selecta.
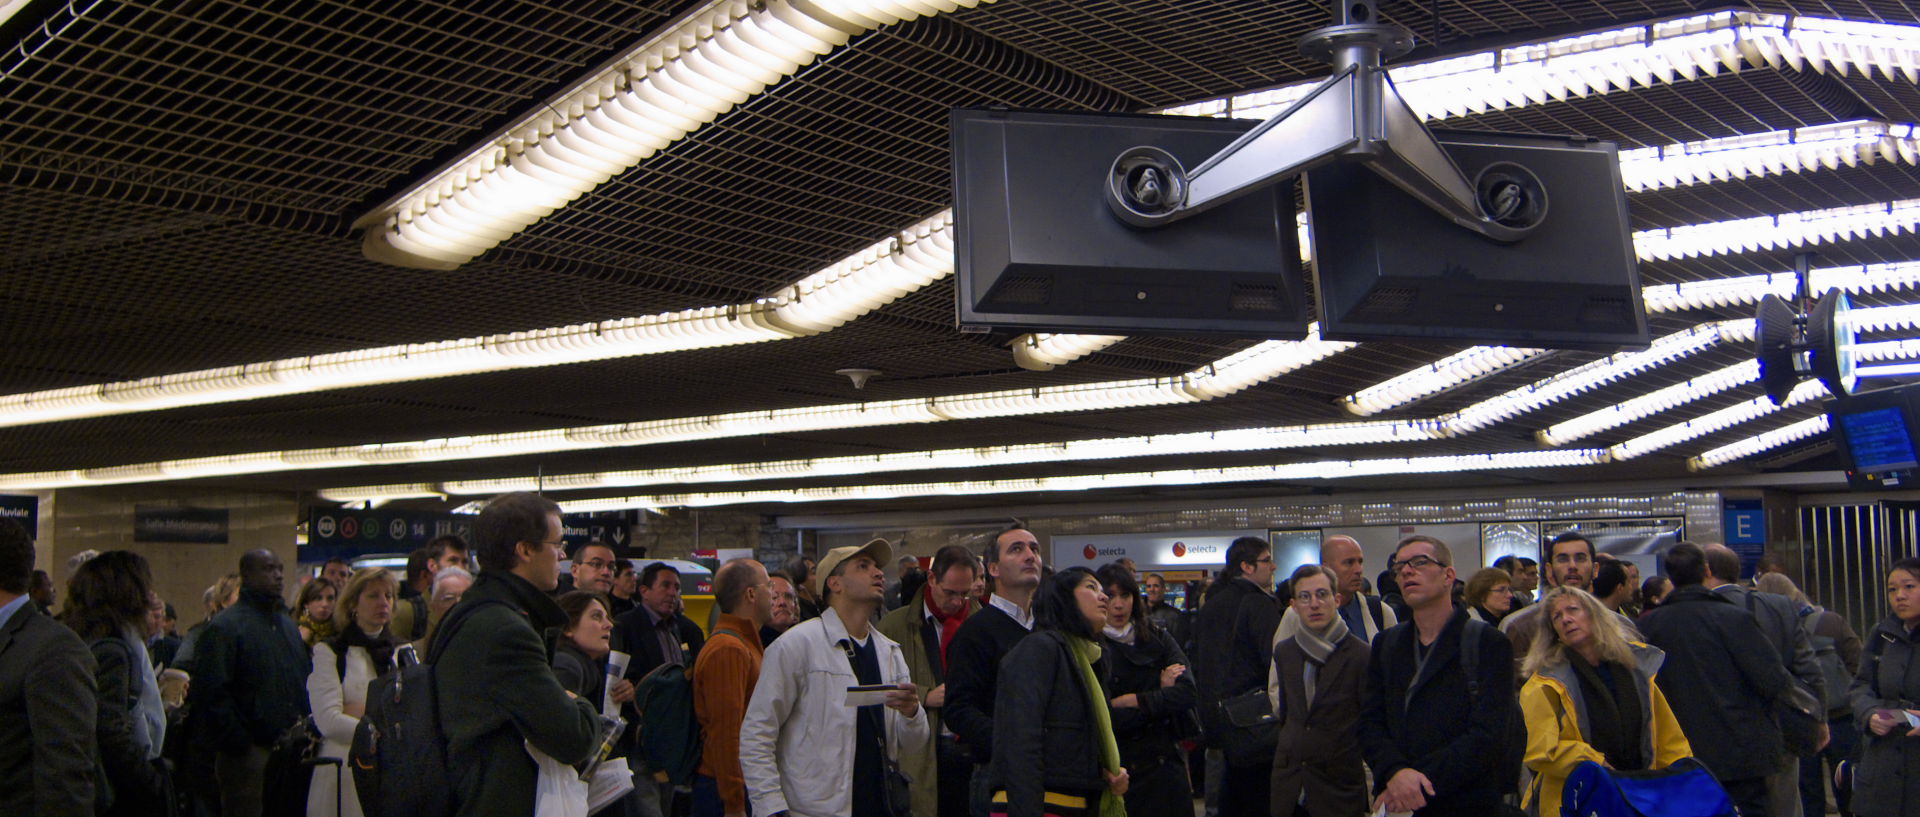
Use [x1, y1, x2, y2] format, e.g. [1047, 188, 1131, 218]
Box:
[1052, 529, 1266, 570]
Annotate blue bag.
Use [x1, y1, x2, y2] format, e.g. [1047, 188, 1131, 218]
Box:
[1560, 758, 1735, 817]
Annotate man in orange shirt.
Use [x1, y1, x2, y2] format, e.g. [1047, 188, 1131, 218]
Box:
[693, 558, 774, 817]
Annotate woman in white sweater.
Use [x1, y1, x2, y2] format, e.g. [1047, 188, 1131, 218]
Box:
[307, 567, 398, 817]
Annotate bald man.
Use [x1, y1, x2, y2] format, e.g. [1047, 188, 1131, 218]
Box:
[1277, 535, 1398, 644]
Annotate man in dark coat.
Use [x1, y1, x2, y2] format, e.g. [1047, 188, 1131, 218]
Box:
[612, 560, 707, 817]
[435, 492, 606, 817]
[1638, 543, 1794, 817]
[1357, 535, 1514, 817]
[1190, 536, 1280, 817]
[0, 517, 97, 817]
[945, 526, 1044, 817]
[186, 548, 309, 817]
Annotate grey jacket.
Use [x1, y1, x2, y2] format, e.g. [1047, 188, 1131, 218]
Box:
[0, 603, 97, 817]
[1848, 617, 1920, 817]
[1712, 584, 1826, 706]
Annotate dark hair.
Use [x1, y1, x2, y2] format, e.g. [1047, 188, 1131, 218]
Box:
[295, 576, 337, 610]
[1223, 536, 1270, 578]
[0, 518, 33, 594]
[1289, 563, 1337, 593]
[787, 558, 812, 585]
[1034, 566, 1101, 640]
[1095, 563, 1145, 627]
[1641, 575, 1672, 606]
[570, 540, 615, 562]
[473, 492, 560, 573]
[1518, 557, 1537, 568]
[1492, 555, 1518, 574]
[1548, 532, 1595, 562]
[713, 559, 759, 614]
[323, 557, 351, 571]
[1376, 569, 1400, 597]
[1703, 546, 1742, 584]
[898, 568, 929, 607]
[427, 535, 467, 560]
[614, 558, 635, 577]
[1592, 561, 1629, 599]
[640, 562, 681, 589]
[930, 544, 979, 583]
[985, 525, 1035, 566]
[556, 590, 610, 632]
[1889, 557, 1920, 584]
[405, 548, 432, 585]
[62, 551, 154, 641]
[768, 568, 798, 589]
[1665, 543, 1708, 586]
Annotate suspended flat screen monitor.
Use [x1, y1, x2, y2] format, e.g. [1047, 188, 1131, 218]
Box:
[951, 108, 1310, 337]
[1305, 130, 1649, 351]
[1829, 385, 1920, 489]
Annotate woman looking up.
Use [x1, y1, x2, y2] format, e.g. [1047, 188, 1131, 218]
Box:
[1518, 585, 1691, 814]
[991, 566, 1129, 817]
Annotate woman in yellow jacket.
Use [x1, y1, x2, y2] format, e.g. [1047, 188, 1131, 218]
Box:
[1518, 585, 1693, 813]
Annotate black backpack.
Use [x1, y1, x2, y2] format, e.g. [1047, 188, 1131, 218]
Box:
[349, 599, 502, 817]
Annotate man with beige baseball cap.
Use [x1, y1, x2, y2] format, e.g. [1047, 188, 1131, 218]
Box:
[741, 539, 928, 817]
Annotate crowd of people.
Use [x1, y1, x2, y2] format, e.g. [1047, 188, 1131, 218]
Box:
[4, 501, 1920, 817]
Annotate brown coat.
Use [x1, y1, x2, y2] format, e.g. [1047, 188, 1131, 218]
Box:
[693, 613, 765, 815]
[1269, 632, 1369, 817]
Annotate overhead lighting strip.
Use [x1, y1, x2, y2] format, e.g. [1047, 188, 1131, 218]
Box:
[1617, 120, 1919, 192]
[1688, 415, 1831, 470]
[0, 326, 1354, 490]
[0, 211, 953, 430]
[356, 0, 993, 269]
[1608, 378, 1828, 460]
[552, 449, 1612, 511]
[1635, 198, 1920, 263]
[1010, 334, 1127, 371]
[1344, 346, 1551, 416]
[1165, 13, 1920, 124]
[317, 419, 1438, 502]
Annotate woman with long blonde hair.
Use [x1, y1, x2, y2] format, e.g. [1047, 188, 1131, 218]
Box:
[1519, 585, 1693, 814]
[306, 567, 398, 817]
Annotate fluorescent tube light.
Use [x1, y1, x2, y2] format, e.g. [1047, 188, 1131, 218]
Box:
[1687, 415, 1831, 470]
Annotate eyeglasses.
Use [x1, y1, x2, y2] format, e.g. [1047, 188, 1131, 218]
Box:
[1292, 588, 1334, 603]
[1254, 556, 1274, 564]
[578, 559, 614, 571]
[1391, 555, 1446, 574]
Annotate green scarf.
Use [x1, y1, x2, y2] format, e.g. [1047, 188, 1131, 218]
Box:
[1066, 634, 1127, 817]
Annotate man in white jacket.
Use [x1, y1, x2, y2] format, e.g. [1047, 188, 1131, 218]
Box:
[743, 539, 928, 817]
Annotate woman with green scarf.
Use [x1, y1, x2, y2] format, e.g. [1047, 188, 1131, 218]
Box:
[990, 566, 1130, 817]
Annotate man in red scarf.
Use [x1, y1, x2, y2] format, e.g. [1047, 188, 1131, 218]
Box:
[877, 544, 982, 817]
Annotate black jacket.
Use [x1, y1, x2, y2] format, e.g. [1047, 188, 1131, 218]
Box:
[989, 630, 1108, 817]
[1637, 584, 1793, 781]
[1098, 623, 1197, 771]
[1191, 576, 1280, 747]
[1357, 606, 1514, 817]
[612, 605, 706, 682]
[552, 639, 608, 709]
[185, 587, 309, 751]
[1848, 617, 1920, 817]
[0, 604, 96, 817]
[435, 571, 605, 817]
[945, 602, 1032, 764]
[88, 634, 170, 816]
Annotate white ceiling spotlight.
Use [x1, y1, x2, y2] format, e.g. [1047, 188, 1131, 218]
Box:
[1011, 334, 1127, 371]
[356, 0, 994, 270]
[0, 211, 953, 430]
[1688, 415, 1832, 470]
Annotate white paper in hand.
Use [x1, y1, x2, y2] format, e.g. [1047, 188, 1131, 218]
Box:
[845, 684, 902, 707]
[604, 650, 631, 717]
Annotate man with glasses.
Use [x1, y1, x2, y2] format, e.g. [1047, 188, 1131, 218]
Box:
[1279, 535, 1400, 646]
[1358, 535, 1514, 817]
[434, 492, 605, 817]
[879, 545, 982, 817]
[1500, 533, 1639, 670]
[1192, 536, 1281, 817]
[569, 540, 618, 596]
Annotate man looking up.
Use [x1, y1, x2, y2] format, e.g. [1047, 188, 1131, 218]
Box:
[1501, 533, 1638, 660]
[1358, 535, 1514, 817]
[1193, 536, 1280, 816]
[189, 549, 309, 817]
[433, 492, 604, 817]
[741, 540, 926, 817]
[763, 570, 801, 646]
[879, 544, 982, 817]
[693, 559, 773, 817]
[945, 526, 1043, 817]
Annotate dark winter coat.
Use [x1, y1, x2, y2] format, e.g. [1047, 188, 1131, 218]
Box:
[1848, 616, 1920, 817]
[1270, 631, 1369, 817]
[1636, 584, 1793, 781]
[1098, 622, 1196, 813]
[989, 630, 1108, 817]
[552, 638, 608, 708]
[1191, 576, 1280, 746]
[88, 634, 170, 816]
[1356, 606, 1514, 817]
[434, 571, 605, 817]
[0, 603, 96, 817]
[944, 603, 1032, 765]
[184, 587, 310, 751]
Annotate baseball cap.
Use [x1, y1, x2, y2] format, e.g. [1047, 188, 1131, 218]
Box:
[813, 538, 893, 598]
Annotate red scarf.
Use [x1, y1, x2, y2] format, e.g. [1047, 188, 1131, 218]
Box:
[925, 584, 969, 668]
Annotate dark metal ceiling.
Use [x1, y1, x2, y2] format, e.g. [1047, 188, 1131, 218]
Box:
[2, 0, 1915, 513]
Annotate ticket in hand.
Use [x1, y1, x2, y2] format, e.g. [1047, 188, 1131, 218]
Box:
[845, 684, 905, 707]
